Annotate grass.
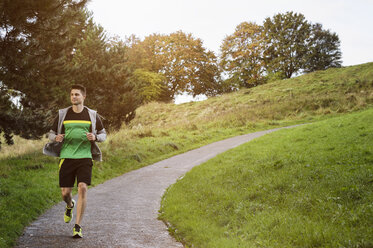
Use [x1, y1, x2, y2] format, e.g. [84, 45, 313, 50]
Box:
[131, 62, 373, 130]
[0, 136, 47, 160]
[0, 154, 60, 247]
[159, 108, 373, 248]
[0, 62, 373, 247]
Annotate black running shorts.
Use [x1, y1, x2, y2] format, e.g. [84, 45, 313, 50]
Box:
[59, 158, 93, 187]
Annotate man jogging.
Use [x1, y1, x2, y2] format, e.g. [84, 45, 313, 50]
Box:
[43, 84, 106, 238]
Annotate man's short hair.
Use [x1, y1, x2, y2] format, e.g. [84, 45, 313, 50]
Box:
[71, 84, 86, 96]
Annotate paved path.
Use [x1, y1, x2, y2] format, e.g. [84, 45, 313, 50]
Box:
[16, 126, 298, 248]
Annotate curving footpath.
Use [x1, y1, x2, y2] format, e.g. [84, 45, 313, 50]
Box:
[16, 126, 299, 248]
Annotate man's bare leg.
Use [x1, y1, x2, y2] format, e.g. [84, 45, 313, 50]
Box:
[61, 187, 73, 207]
[76, 182, 88, 225]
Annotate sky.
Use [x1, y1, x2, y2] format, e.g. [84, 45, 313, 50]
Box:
[87, 0, 373, 103]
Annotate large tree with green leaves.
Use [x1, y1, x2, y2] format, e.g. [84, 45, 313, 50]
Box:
[220, 11, 342, 86]
[69, 19, 139, 130]
[0, 0, 88, 146]
[127, 31, 221, 102]
[263, 11, 311, 79]
[304, 23, 342, 72]
[220, 22, 265, 88]
[262, 11, 342, 79]
[129, 69, 166, 104]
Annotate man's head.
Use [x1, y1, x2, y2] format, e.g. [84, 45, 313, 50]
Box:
[70, 84, 86, 106]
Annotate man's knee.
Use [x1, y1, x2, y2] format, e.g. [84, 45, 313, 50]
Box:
[78, 182, 88, 194]
[61, 188, 72, 200]
[61, 188, 71, 196]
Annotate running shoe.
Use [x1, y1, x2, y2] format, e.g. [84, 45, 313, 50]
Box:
[73, 224, 83, 238]
[64, 199, 75, 223]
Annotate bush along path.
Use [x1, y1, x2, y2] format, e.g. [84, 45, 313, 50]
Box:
[15, 125, 300, 248]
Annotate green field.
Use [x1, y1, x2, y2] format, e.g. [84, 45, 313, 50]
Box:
[159, 108, 373, 247]
[1, 62, 373, 247]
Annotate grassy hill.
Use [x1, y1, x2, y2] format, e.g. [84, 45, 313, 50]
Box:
[130, 62, 373, 130]
[159, 108, 373, 247]
[0, 62, 373, 247]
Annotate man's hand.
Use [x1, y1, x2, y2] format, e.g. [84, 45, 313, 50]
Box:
[55, 134, 65, 142]
[86, 132, 96, 141]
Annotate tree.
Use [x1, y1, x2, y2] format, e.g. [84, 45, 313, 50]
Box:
[127, 31, 221, 101]
[220, 22, 265, 88]
[129, 69, 166, 104]
[219, 12, 342, 89]
[303, 23, 342, 72]
[263, 11, 311, 79]
[69, 19, 139, 130]
[263, 12, 342, 78]
[0, 85, 18, 148]
[0, 0, 88, 145]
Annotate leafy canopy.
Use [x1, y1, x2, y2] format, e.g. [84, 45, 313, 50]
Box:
[220, 22, 265, 88]
[127, 31, 221, 102]
[0, 0, 88, 147]
[220, 11, 342, 88]
[69, 19, 139, 130]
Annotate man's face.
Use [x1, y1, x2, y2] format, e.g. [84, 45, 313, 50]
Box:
[70, 89, 85, 105]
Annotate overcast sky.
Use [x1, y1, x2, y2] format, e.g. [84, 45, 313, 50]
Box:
[87, 0, 373, 103]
